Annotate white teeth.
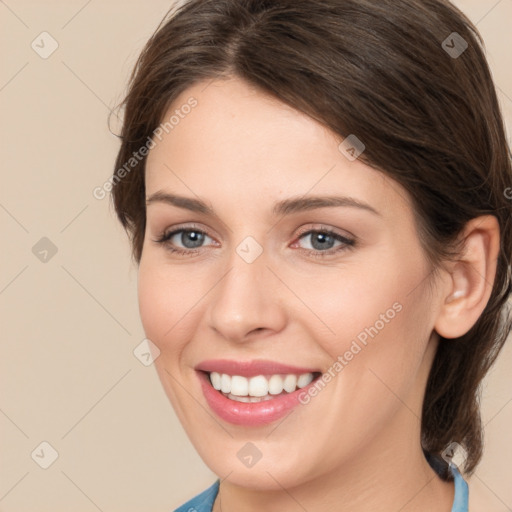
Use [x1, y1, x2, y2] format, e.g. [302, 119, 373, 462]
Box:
[226, 393, 275, 403]
[248, 375, 268, 397]
[297, 373, 314, 388]
[210, 372, 221, 391]
[220, 373, 231, 394]
[283, 374, 297, 393]
[268, 375, 284, 395]
[230, 375, 249, 396]
[231, 394, 250, 402]
[209, 372, 315, 398]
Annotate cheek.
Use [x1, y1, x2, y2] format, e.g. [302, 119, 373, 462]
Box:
[138, 263, 167, 344]
[287, 280, 431, 477]
[300, 243, 432, 405]
[137, 256, 202, 357]
[137, 257, 208, 423]
[298, 255, 415, 358]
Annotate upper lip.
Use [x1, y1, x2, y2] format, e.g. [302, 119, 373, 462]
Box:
[195, 359, 320, 377]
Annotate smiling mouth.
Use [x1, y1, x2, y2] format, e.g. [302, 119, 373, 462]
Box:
[203, 371, 322, 403]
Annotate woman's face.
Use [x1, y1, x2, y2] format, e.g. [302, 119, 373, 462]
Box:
[139, 76, 443, 489]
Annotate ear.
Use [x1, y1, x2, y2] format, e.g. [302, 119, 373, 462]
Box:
[434, 215, 500, 339]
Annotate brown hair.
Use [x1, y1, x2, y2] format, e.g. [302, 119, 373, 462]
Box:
[111, 0, 512, 478]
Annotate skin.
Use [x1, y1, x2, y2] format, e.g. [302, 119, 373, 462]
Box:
[139, 76, 500, 511]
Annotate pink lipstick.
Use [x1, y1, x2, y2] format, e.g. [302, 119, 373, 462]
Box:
[196, 359, 321, 426]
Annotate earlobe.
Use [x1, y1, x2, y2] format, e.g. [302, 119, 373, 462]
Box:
[434, 215, 500, 339]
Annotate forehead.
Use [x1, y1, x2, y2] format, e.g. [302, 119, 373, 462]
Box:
[145, 77, 411, 219]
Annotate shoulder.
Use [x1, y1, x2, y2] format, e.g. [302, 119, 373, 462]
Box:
[173, 480, 220, 512]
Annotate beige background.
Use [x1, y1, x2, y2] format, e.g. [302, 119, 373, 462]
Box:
[1, 1, 511, 510]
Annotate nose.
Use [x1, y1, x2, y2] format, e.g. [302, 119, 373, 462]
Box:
[206, 245, 287, 343]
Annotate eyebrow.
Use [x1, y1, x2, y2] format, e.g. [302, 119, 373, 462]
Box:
[146, 191, 381, 217]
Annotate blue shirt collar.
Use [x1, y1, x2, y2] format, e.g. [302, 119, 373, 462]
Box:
[174, 463, 469, 511]
[450, 463, 469, 512]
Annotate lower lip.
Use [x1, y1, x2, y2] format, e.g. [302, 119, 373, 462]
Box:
[197, 371, 317, 426]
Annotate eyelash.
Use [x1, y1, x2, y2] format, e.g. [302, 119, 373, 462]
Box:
[153, 225, 356, 258]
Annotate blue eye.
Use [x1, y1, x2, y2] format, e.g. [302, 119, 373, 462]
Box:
[155, 228, 214, 255]
[295, 229, 355, 257]
[154, 226, 355, 258]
